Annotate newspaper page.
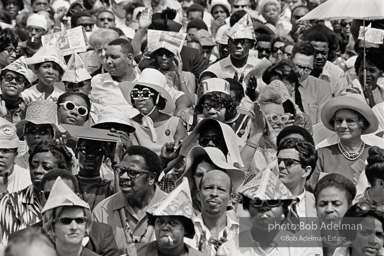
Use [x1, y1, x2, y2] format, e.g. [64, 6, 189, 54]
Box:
[147, 29, 186, 55]
[42, 26, 88, 56]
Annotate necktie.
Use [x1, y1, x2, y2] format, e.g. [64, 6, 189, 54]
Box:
[287, 199, 301, 233]
[294, 83, 304, 112]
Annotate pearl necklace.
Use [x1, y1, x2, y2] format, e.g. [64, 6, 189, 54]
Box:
[338, 141, 365, 161]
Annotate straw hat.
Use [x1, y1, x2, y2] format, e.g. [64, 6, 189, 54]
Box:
[239, 169, 295, 201]
[62, 52, 92, 83]
[26, 38, 67, 73]
[180, 146, 245, 193]
[321, 94, 379, 134]
[0, 118, 19, 149]
[16, 101, 58, 138]
[146, 178, 195, 238]
[119, 68, 176, 114]
[42, 177, 89, 213]
[227, 12, 256, 40]
[1, 56, 32, 85]
[91, 107, 136, 133]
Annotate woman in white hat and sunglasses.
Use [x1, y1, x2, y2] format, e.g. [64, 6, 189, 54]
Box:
[119, 68, 187, 156]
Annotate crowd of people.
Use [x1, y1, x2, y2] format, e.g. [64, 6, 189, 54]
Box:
[0, 0, 383, 255]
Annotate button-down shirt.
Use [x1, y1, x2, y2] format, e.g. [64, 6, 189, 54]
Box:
[0, 185, 41, 245]
[90, 73, 140, 118]
[92, 186, 167, 254]
[319, 61, 349, 97]
[185, 214, 239, 256]
[21, 84, 64, 104]
[294, 75, 332, 124]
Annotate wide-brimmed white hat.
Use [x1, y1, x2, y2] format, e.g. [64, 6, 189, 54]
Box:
[92, 107, 136, 133]
[119, 68, 175, 114]
[321, 94, 379, 134]
[0, 118, 19, 149]
[180, 146, 245, 193]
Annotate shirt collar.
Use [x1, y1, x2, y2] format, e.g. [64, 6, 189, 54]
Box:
[297, 189, 306, 202]
[223, 54, 255, 69]
[299, 75, 311, 88]
[319, 61, 332, 82]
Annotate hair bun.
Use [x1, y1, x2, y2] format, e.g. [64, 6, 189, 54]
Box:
[161, 8, 177, 20]
[367, 146, 384, 165]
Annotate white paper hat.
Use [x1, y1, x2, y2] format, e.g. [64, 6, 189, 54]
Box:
[0, 118, 19, 149]
[1, 56, 32, 85]
[62, 52, 92, 83]
[26, 13, 48, 31]
[42, 177, 89, 213]
[227, 12, 255, 40]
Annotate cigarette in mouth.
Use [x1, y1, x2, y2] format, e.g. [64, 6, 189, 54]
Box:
[31, 37, 34, 42]
[168, 235, 173, 243]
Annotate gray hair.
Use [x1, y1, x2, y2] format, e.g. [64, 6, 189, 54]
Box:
[89, 28, 119, 49]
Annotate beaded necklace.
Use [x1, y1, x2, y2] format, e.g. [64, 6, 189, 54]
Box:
[338, 141, 365, 161]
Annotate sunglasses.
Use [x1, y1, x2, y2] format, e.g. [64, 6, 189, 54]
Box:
[3, 73, 25, 85]
[231, 39, 252, 46]
[272, 46, 285, 53]
[250, 199, 282, 208]
[341, 22, 351, 27]
[266, 114, 290, 124]
[25, 126, 51, 136]
[202, 103, 225, 112]
[156, 49, 173, 57]
[59, 101, 88, 116]
[256, 47, 271, 54]
[80, 23, 94, 29]
[0, 148, 17, 154]
[78, 146, 105, 156]
[65, 82, 88, 89]
[119, 167, 152, 179]
[233, 4, 247, 8]
[278, 158, 301, 168]
[198, 135, 222, 147]
[130, 88, 155, 100]
[99, 18, 113, 22]
[55, 217, 88, 225]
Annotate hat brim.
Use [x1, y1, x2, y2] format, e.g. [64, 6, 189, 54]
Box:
[27, 56, 67, 74]
[146, 213, 195, 239]
[321, 95, 379, 134]
[92, 119, 136, 133]
[16, 119, 58, 138]
[119, 81, 176, 114]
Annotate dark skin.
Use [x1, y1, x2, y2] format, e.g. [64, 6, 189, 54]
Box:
[228, 38, 254, 68]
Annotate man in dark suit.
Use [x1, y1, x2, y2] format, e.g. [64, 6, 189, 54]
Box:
[9, 169, 119, 256]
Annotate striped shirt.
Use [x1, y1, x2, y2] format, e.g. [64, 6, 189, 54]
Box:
[0, 185, 42, 245]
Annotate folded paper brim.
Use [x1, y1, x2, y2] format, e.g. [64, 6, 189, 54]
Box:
[59, 124, 121, 143]
[62, 69, 92, 83]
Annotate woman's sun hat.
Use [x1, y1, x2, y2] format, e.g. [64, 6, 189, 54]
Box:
[119, 68, 176, 114]
[321, 94, 379, 134]
[91, 107, 136, 133]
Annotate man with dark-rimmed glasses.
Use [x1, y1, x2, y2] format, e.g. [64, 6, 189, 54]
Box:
[93, 145, 167, 254]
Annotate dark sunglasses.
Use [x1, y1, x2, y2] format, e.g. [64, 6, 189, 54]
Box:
[131, 88, 154, 100]
[25, 126, 51, 136]
[198, 135, 222, 147]
[278, 158, 301, 168]
[250, 199, 282, 208]
[80, 23, 94, 29]
[231, 39, 252, 46]
[55, 217, 88, 225]
[233, 4, 247, 8]
[256, 47, 271, 54]
[78, 146, 105, 156]
[59, 101, 88, 116]
[65, 82, 87, 89]
[202, 103, 225, 112]
[99, 18, 114, 22]
[341, 22, 351, 27]
[3, 74, 25, 85]
[272, 46, 285, 53]
[156, 49, 173, 57]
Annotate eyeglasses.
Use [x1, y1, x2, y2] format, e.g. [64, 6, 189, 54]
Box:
[265, 114, 290, 124]
[294, 63, 313, 73]
[130, 88, 155, 100]
[250, 199, 282, 208]
[59, 101, 88, 116]
[202, 103, 225, 112]
[78, 146, 105, 156]
[0, 148, 17, 154]
[356, 202, 384, 212]
[99, 17, 114, 22]
[341, 21, 351, 27]
[256, 47, 271, 54]
[65, 82, 88, 89]
[278, 158, 301, 168]
[119, 167, 152, 179]
[233, 4, 247, 8]
[231, 39, 252, 47]
[3, 73, 26, 85]
[333, 117, 359, 126]
[155, 49, 173, 57]
[26, 26, 46, 34]
[55, 217, 88, 225]
[198, 134, 222, 147]
[25, 126, 51, 136]
[272, 46, 285, 53]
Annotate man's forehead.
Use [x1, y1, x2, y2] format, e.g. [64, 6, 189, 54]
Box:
[201, 170, 230, 184]
[123, 154, 145, 164]
[310, 41, 328, 49]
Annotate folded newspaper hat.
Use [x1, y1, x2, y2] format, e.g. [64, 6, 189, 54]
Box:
[1, 56, 32, 85]
[27, 38, 67, 73]
[62, 52, 92, 83]
[42, 177, 89, 213]
[0, 118, 19, 149]
[196, 29, 216, 47]
[147, 29, 186, 56]
[239, 169, 294, 200]
[146, 178, 195, 238]
[227, 12, 255, 40]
